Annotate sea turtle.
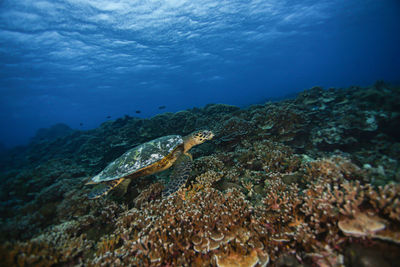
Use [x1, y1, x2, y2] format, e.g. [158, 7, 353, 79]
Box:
[86, 130, 214, 199]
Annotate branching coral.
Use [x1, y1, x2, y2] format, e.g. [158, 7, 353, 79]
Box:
[304, 156, 364, 183]
[195, 170, 224, 188]
[367, 183, 400, 221]
[134, 182, 164, 207]
[93, 187, 268, 266]
[0, 224, 93, 266]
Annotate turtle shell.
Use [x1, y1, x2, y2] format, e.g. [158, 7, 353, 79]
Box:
[90, 135, 183, 183]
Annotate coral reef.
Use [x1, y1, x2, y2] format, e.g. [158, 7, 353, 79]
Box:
[0, 83, 400, 266]
[30, 123, 76, 144]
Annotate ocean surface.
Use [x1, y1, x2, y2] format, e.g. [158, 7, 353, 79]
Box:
[1, 1, 400, 266]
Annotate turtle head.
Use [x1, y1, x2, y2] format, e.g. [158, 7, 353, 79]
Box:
[183, 130, 214, 152]
[192, 130, 214, 143]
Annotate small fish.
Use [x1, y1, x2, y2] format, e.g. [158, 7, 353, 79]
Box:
[80, 122, 83, 126]
[106, 115, 111, 119]
[135, 110, 141, 114]
[158, 105, 166, 110]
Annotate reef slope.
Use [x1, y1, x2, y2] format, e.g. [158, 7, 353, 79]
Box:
[0, 82, 399, 266]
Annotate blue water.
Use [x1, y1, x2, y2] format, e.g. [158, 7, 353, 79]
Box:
[0, 0, 399, 148]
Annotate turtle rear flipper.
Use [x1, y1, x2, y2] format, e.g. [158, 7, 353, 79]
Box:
[162, 153, 193, 197]
[87, 178, 125, 199]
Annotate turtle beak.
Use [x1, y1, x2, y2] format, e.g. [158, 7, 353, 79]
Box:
[206, 130, 214, 140]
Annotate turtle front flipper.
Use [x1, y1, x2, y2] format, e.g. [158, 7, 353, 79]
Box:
[88, 178, 125, 199]
[162, 153, 193, 197]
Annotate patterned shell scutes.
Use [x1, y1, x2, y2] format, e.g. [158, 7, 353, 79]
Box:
[90, 135, 183, 183]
